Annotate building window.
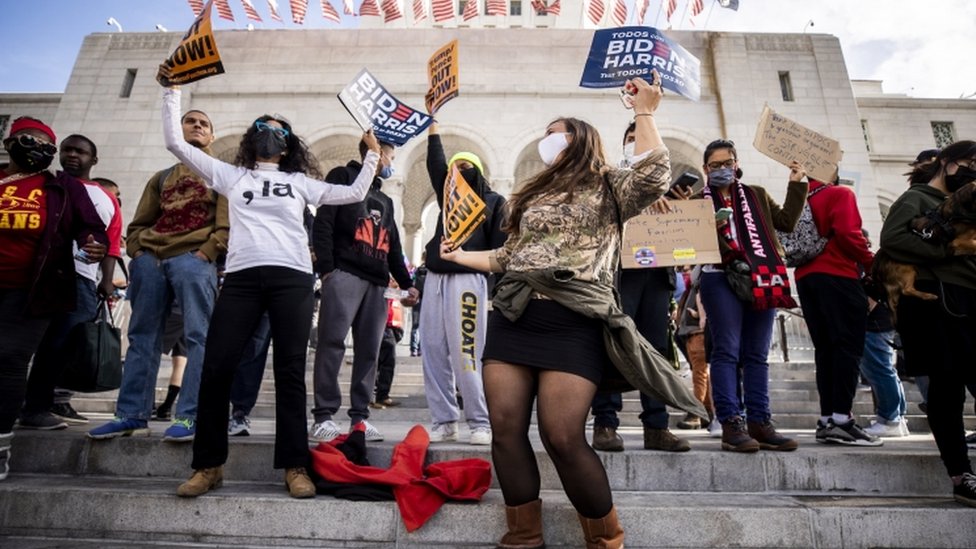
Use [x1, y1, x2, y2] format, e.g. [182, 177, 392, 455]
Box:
[860, 119, 871, 152]
[120, 68, 137, 98]
[510, 0, 522, 15]
[778, 71, 794, 102]
[0, 115, 9, 139]
[931, 121, 955, 148]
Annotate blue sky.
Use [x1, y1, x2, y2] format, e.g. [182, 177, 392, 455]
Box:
[1, 0, 974, 99]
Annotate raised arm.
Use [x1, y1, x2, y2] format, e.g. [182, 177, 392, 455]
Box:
[426, 123, 449, 205]
[308, 131, 380, 206]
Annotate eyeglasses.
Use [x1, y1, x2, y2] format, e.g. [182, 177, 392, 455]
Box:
[10, 134, 57, 156]
[707, 159, 737, 171]
[254, 121, 289, 139]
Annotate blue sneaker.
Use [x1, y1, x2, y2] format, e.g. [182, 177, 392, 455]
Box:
[163, 419, 195, 442]
[87, 417, 150, 440]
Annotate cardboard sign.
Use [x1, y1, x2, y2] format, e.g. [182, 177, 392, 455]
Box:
[425, 40, 459, 115]
[621, 200, 721, 269]
[753, 105, 844, 183]
[443, 164, 486, 246]
[158, 0, 225, 86]
[338, 68, 433, 146]
[579, 26, 701, 102]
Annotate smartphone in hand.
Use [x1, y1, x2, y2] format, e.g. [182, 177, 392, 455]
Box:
[715, 207, 733, 222]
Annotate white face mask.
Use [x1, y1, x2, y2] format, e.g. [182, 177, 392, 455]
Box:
[620, 142, 636, 168]
[538, 132, 570, 166]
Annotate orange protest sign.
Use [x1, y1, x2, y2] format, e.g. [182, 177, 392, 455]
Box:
[443, 164, 486, 246]
[425, 40, 459, 115]
[158, 0, 225, 86]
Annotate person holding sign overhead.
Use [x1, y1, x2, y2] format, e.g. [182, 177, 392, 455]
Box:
[439, 73, 693, 549]
[420, 122, 507, 446]
[696, 141, 807, 453]
[154, 79, 382, 500]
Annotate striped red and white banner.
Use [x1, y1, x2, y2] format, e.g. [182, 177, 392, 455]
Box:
[187, 0, 205, 16]
[241, 0, 263, 21]
[611, 0, 627, 25]
[289, 0, 308, 22]
[321, 0, 341, 21]
[665, 0, 677, 22]
[214, 0, 235, 20]
[381, 0, 403, 22]
[267, 0, 283, 21]
[691, 0, 704, 17]
[530, 0, 546, 14]
[360, 0, 381, 16]
[486, 0, 506, 16]
[431, 0, 453, 21]
[635, 0, 649, 24]
[587, 0, 605, 25]
[462, 0, 479, 20]
[546, 0, 560, 15]
[343, 0, 356, 15]
[412, 0, 427, 21]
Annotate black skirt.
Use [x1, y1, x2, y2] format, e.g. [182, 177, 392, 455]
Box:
[482, 298, 609, 385]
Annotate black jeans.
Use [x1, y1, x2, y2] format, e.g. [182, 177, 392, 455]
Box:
[897, 279, 975, 477]
[374, 327, 398, 401]
[192, 267, 314, 470]
[230, 313, 271, 416]
[797, 273, 867, 417]
[0, 289, 52, 433]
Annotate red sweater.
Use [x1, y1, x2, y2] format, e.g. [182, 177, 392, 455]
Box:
[795, 181, 874, 281]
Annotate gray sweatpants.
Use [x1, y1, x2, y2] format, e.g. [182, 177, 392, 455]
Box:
[420, 271, 490, 429]
[312, 269, 386, 424]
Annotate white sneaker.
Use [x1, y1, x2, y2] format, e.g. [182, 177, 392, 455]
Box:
[707, 417, 722, 438]
[358, 420, 384, 442]
[228, 415, 250, 437]
[469, 426, 492, 445]
[429, 422, 459, 442]
[309, 420, 341, 443]
[863, 417, 909, 438]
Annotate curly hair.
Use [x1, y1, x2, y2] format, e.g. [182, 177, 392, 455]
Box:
[234, 115, 323, 179]
[504, 117, 609, 236]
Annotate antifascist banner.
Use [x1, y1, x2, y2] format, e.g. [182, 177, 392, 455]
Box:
[425, 40, 459, 115]
[158, 0, 225, 86]
[338, 68, 433, 146]
[443, 164, 486, 246]
[579, 26, 701, 102]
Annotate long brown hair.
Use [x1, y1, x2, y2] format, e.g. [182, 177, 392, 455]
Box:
[504, 117, 609, 235]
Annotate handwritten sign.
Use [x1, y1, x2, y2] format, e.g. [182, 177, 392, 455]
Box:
[158, 0, 224, 86]
[338, 68, 433, 146]
[753, 105, 843, 182]
[443, 164, 486, 246]
[425, 40, 459, 115]
[579, 26, 701, 102]
[620, 200, 721, 269]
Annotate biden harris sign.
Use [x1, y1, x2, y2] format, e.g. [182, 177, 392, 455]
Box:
[338, 68, 433, 146]
[579, 27, 701, 102]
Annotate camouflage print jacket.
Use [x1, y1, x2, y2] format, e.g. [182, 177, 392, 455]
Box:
[489, 146, 671, 285]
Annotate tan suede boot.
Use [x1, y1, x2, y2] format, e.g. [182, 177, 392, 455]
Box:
[176, 466, 223, 497]
[578, 505, 624, 549]
[285, 467, 316, 499]
[496, 498, 545, 549]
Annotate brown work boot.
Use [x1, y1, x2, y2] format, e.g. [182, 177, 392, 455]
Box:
[747, 420, 799, 451]
[643, 428, 691, 452]
[676, 412, 702, 430]
[497, 498, 545, 549]
[578, 505, 624, 549]
[176, 466, 223, 497]
[285, 467, 316, 499]
[721, 416, 760, 453]
[591, 426, 624, 452]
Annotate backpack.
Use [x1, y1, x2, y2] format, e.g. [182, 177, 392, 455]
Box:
[776, 185, 830, 268]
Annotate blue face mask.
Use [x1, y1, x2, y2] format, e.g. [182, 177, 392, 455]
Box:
[708, 167, 735, 188]
[380, 165, 395, 179]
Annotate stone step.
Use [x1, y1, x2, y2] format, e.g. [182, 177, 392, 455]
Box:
[1, 477, 972, 548]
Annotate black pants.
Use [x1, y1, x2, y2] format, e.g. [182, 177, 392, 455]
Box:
[374, 327, 398, 401]
[797, 273, 867, 417]
[898, 279, 975, 477]
[0, 289, 52, 433]
[192, 266, 314, 470]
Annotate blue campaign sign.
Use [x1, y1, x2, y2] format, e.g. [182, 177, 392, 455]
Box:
[579, 26, 701, 102]
[337, 68, 433, 146]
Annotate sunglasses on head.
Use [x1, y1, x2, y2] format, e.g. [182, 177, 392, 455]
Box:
[254, 120, 289, 139]
[9, 134, 57, 156]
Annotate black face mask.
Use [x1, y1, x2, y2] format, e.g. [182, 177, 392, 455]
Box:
[460, 167, 481, 188]
[251, 129, 287, 159]
[945, 164, 976, 192]
[6, 139, 55, 172]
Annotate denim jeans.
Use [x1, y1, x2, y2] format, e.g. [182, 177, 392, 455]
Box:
[859, 330, 907, 422]
[116, 252, 216, 421]
[699, 272, 774, 423]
